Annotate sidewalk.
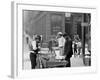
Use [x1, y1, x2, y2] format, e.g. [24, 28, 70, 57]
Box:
[71, 55, 84, 67]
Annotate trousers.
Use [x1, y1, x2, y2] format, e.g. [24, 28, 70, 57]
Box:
[30, 52, 37, 69]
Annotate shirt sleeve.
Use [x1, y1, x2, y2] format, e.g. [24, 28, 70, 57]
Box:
[61, 37, 65, 47]
[58, 37, 66, 47]
[32, 41, 37, 50]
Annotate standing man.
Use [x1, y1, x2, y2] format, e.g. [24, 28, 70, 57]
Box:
[29, 35, 41, 69]
[56, 32, 66, 56]
[63, 34, 73, 67]
[29, 35, 37, 69]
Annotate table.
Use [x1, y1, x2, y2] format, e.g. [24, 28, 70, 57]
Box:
[46, 60, 68, 68]
[37, 53, 68, 68]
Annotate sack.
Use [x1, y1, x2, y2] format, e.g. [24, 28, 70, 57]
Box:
[77, 42, 81, 48]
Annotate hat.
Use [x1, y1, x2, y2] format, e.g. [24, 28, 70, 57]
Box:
[57, 32, 62, 35]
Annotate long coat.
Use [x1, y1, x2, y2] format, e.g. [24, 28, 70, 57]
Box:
[64, 39, 73, 60]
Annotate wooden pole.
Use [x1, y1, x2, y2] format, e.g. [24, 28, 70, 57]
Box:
[81, 14, 85, 58]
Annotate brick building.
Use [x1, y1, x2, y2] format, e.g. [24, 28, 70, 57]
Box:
[23, 10, 91, 43]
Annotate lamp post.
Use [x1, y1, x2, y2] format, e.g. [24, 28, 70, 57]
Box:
[81, 13, 90, 65]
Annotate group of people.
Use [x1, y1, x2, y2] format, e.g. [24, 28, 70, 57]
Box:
[47, 32, 73, 67]
[56, 32, 73, 67]
[73, 34, 82, 57]
[27, 32, 81, 69]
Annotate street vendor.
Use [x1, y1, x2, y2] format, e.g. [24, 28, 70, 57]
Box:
[56, 32, 66, 56]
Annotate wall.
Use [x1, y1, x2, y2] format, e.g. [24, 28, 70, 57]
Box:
[0, 0, 100, 80]
[32, 11, 65, 42]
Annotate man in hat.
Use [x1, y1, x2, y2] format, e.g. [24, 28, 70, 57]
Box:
[56, 32, 66, 56]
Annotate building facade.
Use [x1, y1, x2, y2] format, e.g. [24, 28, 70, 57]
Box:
[23, 10, 91, 44]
